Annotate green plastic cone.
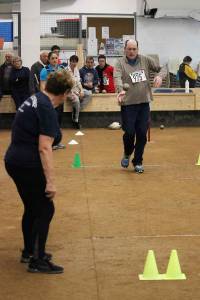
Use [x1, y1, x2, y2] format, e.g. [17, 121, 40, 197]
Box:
[72, 153, 81, 168]
[196, 154, 200, 166]
[164, 250, 186, 280]
[139, 250, 163, 280]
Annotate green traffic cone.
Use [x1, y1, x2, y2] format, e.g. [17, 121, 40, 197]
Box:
[164, 250, 186, 280]
[72, 153, 81, 168]
[139, 250, 164, 280]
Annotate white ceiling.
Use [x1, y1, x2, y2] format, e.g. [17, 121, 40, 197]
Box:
[147, 0, 200, 10]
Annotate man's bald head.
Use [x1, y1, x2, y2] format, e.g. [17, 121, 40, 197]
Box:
[5, 53, 13, 64]
[124, 39, 139, 60]
[40, 51, 49, 65]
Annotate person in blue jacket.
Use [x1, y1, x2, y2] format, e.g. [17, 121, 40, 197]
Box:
[40, 51, 66, 150]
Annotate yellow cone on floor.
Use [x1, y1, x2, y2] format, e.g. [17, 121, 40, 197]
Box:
[164, 250, 186, 280]
[196, 154, 200, 165]
[139, 250, 163, 280]
[72, 153, 82, 168]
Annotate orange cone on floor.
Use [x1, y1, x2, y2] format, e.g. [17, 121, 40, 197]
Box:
[139, 250, 163, 280]
[164, 250, 186, 280]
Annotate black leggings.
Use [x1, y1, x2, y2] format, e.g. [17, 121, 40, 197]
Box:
[5, 163, 55, 259]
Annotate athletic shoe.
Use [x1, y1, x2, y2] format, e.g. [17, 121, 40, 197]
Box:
[72, 121, 81, 129]
[56, 143, 66, 149]
[52, 143, 66, 150]
[134, 164, 144, 173]
[121, 155, 130, 168]
[28, 258, 64, 274]
[20, 250, 52, 263]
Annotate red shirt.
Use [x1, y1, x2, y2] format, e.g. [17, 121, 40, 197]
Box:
[96, 64, 115, 93]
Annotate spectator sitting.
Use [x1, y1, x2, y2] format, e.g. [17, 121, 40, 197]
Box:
[10, 56, 30, 109]
[51, 45, 62, 65]
[178, 56, 197, 88]
[40, 51, 66, 150]
[96, 55, 115, 93]
[0, 52, 13, 99]
[67, 55, 84, 129]
[51, 44, 67, 67]
[29, 51, 49, 95]
[79, 56, 99, 95]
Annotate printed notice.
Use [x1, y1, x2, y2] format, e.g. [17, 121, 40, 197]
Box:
[102, 26, 109, 39]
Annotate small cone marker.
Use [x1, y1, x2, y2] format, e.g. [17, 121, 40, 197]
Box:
[164, 250, 186, 280]
[139, 250, 163, 280]
[68, 139, 79, 145]
[72, 153, 82, 168]
[196, 154, 200, 165]
[75, 131, 84, 136]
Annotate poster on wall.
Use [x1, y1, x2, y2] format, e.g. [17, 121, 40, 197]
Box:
[105, 38, 114, 55]
[87, 38, 98, 56]
[102, 26, 109, 39]
[106, 38, 124, 55]
[114, 38, 124, 55]
[88, 27, 96, 40]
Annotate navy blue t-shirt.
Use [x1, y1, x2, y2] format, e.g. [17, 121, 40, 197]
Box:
[5, 92, 61, 167]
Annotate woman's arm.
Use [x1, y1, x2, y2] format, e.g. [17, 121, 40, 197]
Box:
[39, 134, 56, 199]
[40, 80, 46, 92]
[40, 68, 48, 92]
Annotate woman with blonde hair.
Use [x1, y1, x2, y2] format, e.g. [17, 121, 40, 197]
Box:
[10, 56, 30, 109]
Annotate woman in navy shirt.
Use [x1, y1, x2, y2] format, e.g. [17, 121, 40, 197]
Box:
[5, 70, 73, 274]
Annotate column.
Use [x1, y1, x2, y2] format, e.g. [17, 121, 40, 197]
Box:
[21, 0, 40, 68]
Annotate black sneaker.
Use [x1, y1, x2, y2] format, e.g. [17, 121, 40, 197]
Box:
[28, 258, 64, 274]
[52, 143, 66, 150]
[21, 250, 52, 263]
[73, 121, 81, 129]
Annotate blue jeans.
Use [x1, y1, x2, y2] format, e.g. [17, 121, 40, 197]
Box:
[121, 102, 150, 166]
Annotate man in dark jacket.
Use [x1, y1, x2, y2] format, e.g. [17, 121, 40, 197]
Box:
[79, 56, 99, 93]
[79, 56, 99, 109]
[29, 51, 49, 95]
[0, 52, 13, 99]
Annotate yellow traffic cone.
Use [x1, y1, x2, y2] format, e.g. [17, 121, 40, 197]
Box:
[196, 154, 200, 166]
[139, 250, 163, 280]
[164, 250, 186, 280]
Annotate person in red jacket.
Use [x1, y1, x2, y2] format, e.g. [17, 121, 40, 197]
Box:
[96, 55, 115, 93]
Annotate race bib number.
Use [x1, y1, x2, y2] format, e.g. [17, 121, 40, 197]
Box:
[103, 76, 109, 86]
[129, 70, 147, 84]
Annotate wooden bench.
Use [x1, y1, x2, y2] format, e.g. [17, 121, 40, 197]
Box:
[1, 89, 200, 113]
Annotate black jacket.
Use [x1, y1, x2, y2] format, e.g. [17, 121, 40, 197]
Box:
[29, 61, 45, 95]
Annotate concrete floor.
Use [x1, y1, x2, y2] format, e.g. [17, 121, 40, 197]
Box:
[1, 128, 200, 300]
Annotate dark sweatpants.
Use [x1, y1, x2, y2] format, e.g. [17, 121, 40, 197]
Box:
[55, 104, 63, 127]
[5, 163, 54, 259]
[121, 102, 150, 166]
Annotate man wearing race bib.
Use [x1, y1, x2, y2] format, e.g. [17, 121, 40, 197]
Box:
[114, 39, 166, 173]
